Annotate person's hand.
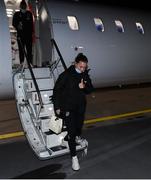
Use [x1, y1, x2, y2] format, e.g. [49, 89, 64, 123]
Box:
[55, 109, 61, 115]
[79, 79, 85, 89]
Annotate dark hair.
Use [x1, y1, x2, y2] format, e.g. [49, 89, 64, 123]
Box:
[20, 0, 27, 9]
[75, 53, 88, 63]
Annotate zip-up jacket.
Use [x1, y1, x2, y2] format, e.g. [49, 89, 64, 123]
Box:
[52, 65, 94, 111]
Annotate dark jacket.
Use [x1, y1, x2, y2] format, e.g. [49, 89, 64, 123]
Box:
[52, 65, 94, 112]
[12, 10, 33, 39]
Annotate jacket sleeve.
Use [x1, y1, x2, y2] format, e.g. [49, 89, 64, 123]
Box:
[12, 12, 19, 30]
[83, 70, 94, 94]
[28, 11, 34, 33]
[52, 71, 68, 110]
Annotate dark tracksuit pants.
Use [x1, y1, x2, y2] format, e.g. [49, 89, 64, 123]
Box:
[17, 36, 32, 64]
[64, 104, 85, 157]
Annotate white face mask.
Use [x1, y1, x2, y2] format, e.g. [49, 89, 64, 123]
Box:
[75, 68, 82, 74]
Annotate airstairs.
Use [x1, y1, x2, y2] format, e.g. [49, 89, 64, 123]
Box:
[13, 39, 88, 160]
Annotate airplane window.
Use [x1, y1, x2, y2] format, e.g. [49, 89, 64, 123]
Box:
[67, 16, 79, 30]
[94, 18, 104, 32]
[115, 20, 124, 33]
[136, 22, 144, 34]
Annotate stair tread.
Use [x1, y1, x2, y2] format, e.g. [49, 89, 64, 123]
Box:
[25, 78, 54, 92]
[24, 67, 51, 79]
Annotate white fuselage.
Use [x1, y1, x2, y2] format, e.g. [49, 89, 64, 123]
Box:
[0, 0, 151, 99]
[46, 0, 151, 87]
[0, 0, 13, 99]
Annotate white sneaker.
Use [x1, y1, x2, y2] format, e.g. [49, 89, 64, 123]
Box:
[72, 156, 80, 171]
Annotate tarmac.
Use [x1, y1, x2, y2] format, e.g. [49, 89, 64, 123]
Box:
[0, 85, 151, 178]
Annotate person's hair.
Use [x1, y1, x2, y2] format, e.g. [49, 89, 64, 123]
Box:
[20, 0, 27, 9]
[75, 53, 88, 63]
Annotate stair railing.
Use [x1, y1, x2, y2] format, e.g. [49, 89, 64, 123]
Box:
[17, 37, 43, 118]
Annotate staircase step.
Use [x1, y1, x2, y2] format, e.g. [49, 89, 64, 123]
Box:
[46, 131, 68, 149]
[51, 146, 67, 152]
[39, 104, 54, 118]
[24, 67, 51, 79]
[27, 90, 53, 105]
[40, 117, 51, 132]
[25, 78, 54, 92]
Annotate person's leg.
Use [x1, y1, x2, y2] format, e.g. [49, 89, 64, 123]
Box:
[76, 113, 85, 137]
[65, 111, 77, 157]
[17, 37, 24, 64]
[65, 111, 80, 170]
[25, 38, 32, 65]
[63, 109, 81, 170]
[76, 104, 86, 137]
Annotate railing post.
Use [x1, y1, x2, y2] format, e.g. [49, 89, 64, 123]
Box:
[18, 37, 43, 108]
[51, 39, 67, 70]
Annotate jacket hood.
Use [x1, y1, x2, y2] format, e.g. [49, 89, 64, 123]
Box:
[67, 65, 78, 75]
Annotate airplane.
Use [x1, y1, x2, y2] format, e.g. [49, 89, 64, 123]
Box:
[1, 0, 151, 159]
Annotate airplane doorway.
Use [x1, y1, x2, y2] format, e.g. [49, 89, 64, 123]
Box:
[4, 0, 21, 68]
[4, 0, 53, 68]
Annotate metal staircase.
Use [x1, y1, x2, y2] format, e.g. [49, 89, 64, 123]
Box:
[13, 39, 88, 160]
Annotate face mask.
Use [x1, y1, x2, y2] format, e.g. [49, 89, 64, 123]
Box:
[75, 68, 82, 74]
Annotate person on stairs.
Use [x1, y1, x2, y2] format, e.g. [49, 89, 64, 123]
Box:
[53, 53, 94, 171]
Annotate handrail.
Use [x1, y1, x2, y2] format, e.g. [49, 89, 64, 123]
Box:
[18, 37, 43, 108]
[51, 38, 67, 70]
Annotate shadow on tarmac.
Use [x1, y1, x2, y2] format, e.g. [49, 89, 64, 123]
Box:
[13, 164, 66, 179]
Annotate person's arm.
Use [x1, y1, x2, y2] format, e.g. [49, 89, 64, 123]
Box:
[52, 71, 68, 111]
[13, 12, 23, 32]
[83, 70, 94, 94]
[12, 12, 18, 30]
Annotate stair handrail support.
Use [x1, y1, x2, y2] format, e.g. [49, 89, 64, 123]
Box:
[17, 37, 44, 121]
